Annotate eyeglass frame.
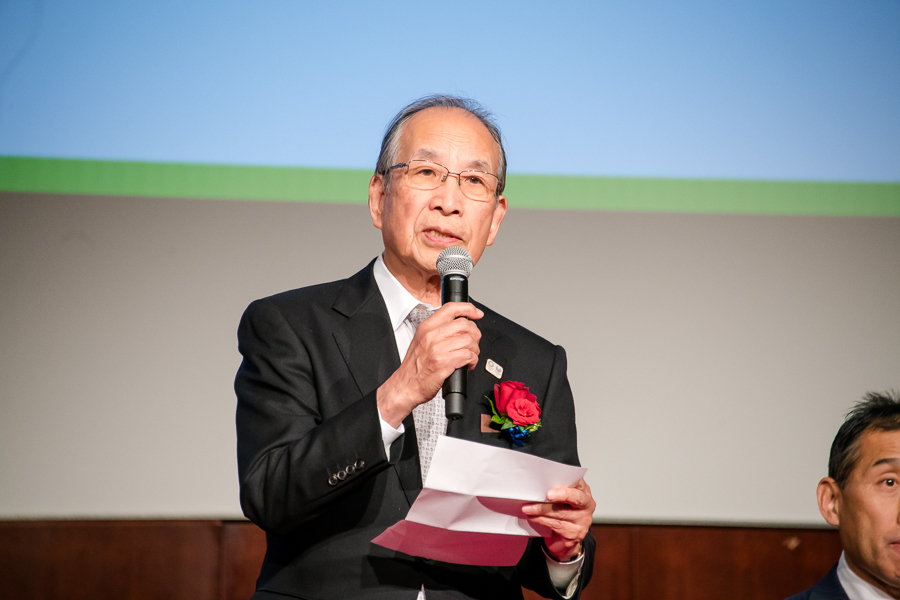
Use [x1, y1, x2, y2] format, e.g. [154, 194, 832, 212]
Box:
[386, 159, 501, 201]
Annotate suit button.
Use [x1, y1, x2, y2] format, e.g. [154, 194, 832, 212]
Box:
[328, 474, 338, 486]
[337, 470, 347, 481]
[354, 459, 365, 469]
[346, 464, 356, 475]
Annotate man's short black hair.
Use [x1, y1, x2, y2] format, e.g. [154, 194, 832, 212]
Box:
[829, 390, 900, 488]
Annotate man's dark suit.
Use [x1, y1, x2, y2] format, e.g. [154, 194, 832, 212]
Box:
[784, 565, 849, 600]
[235, 260, 595, 599]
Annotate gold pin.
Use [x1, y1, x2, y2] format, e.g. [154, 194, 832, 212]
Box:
[485, 359, 503, 379]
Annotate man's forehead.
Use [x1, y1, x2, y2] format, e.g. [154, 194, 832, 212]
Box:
[409, 148, 494, 173]
[399, 107, 498, 167]
[405, 106, 482, 129]
[856, 428, 900, 470]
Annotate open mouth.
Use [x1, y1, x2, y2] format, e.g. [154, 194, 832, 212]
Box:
[423, 229, 460, 243]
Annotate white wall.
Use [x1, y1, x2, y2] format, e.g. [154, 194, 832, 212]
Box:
[1, 192, 898, 524]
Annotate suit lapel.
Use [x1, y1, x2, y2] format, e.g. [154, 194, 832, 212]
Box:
[331, 268, 399, 400]
[331, 261, 421, 505]
[394, 413, 421, 506]
[447, 304, 507, 441]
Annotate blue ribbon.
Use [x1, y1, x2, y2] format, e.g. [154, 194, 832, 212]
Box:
[508, 426, 529, 447]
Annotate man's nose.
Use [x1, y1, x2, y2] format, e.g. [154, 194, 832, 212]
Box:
[431, 173, 465, 214]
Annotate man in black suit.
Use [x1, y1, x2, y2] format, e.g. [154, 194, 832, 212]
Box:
[785, 391, 900, 600]
[235, 95, 596, 599]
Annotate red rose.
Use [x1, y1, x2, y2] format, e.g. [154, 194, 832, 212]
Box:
[494, 381, 541, 426]
[506, 395, 541, 426]
[494, 381, 528, 414]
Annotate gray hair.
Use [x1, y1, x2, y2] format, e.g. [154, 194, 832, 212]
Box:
[374, 94, 507, 196]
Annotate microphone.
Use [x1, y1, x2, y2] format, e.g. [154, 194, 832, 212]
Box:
[436, 246, 473, 421]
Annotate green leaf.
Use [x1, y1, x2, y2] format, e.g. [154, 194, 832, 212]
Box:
[485, 396, 501, 419]
[491, 415, 505, 425]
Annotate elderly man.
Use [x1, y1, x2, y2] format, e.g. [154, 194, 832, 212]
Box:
[786, 391, 900, 600]
[235, 95, 595, 599]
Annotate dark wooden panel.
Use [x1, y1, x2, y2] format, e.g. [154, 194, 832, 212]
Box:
[632, 525, 842, 600]
[584, 525, 632, 600]
[523, 525, 631, 600]
[0, 520, 220, 600]
[220, 521, 266, 600]
[0, 520, 842, 600]
[223, 521, 626, 600]
[223, 521, 633, 600]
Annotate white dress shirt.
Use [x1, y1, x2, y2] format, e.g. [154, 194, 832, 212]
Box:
[371, 255, 583, 598]
[837, 552, 895, 600]
[372, 254, 427, 454]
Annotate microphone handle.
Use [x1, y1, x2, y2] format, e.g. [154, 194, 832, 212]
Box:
[441, 274, 468, 420]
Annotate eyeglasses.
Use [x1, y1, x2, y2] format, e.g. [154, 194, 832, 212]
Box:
[387, 159, 500, 202]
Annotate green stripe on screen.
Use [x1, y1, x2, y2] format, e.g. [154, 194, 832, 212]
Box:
[2, 156, 898, 216]
[0, 156, 372, 204]
[507, 174, 900, 216]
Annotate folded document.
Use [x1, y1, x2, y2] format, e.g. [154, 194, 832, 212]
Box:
[372, 436, 587, 566]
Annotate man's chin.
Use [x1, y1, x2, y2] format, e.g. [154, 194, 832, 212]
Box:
[868, 556, 900, 598]
[417, 246, 460, 272]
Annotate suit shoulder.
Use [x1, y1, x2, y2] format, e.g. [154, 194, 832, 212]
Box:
[256, 279, 344, 310]
[474, 300, 559, 353]
[244, 261, 375, 317]
[782, 564, 845, 600]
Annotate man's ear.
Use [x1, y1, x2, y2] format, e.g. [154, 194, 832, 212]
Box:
[485, 194, 508, 247]
[817, 477, 842, 527]
[369, 174, 385, 230]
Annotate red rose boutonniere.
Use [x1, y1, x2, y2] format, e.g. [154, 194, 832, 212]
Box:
[487, 380, 542, 447]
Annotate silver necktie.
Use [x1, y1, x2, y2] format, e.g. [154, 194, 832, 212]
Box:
[406, 304, 448, 482]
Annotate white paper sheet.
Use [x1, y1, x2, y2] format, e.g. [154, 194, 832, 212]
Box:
[372, 436, 587, 566]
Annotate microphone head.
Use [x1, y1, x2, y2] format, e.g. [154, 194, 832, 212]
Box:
[436, 247, 473, 278]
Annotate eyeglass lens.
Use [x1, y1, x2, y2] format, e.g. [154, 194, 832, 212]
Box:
[404, 160, 496, 202]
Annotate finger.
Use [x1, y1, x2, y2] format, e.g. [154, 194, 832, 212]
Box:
[523, 504, 593, 539]
[431, 302, 484, 322]
[427, 314, 482, 338]
[522, 501, 583, 520]
[545, 487, 589, 509]
[410, 329, 480, 372]
[525, 515, 588, 549]
[525, 514, 585, 538]
[548, 479, 594, 507]
[523, 481, 595, 521]
[422, 347, 479, 377]
[416, 320, 482, 355]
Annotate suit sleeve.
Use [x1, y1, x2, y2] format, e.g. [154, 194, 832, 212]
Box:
[234, 297, 393, 535]
[516, 344, 596, 599]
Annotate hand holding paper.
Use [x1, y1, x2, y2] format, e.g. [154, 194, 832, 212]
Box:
[372, 436, 590, 566]
[523, 477, 596, 562]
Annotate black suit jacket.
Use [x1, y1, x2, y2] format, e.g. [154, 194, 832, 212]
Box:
[235, 260, 595, 599]
[784, 565, 849, 600]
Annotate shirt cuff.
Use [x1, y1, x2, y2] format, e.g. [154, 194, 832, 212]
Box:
[543, 545, 585, 599]
[377, 406, 405, 459]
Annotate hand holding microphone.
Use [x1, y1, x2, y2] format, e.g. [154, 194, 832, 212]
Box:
[436, 247, 474, 421]
[375, 247, 477, 428]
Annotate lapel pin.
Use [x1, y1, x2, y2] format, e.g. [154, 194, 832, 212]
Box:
[485, 359, 503, 379]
